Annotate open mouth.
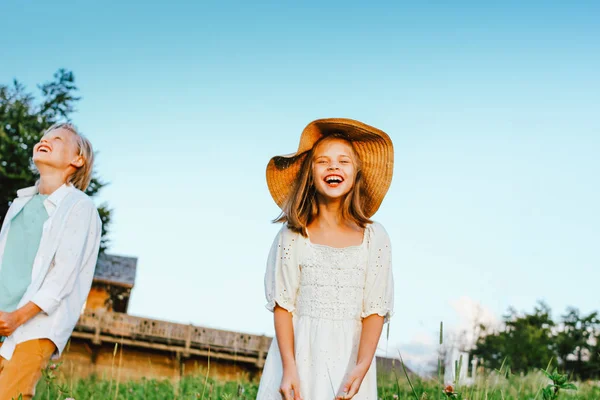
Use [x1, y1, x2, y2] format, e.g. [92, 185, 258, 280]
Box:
[324, 174, 344, 187]
[37, 144, 51, 153]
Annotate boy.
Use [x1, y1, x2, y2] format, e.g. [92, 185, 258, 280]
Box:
[0, 123, 102, 400]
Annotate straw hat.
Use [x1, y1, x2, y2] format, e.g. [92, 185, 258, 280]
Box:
[266, 118, 394, 217]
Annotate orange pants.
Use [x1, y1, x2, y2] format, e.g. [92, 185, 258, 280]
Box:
[0, 339, 56, 400]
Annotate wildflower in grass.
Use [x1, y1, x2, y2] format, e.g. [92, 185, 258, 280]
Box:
[443, 384, 462, 399]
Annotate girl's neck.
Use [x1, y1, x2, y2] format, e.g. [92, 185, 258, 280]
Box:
[312, 199, 346, 229]
[37, 168, 70, 195]
[307, 199, 363, 247]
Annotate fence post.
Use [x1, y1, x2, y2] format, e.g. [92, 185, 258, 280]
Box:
[256, 335, 268, 368]
[92, 311, 102, 345]
[184, 324, 192, 357]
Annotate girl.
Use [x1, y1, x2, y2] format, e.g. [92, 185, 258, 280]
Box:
[257, 118, 395, 400]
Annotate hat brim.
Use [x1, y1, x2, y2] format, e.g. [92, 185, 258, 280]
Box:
[266, 118, 394, 218]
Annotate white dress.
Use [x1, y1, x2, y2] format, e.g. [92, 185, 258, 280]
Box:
[257, 222, 394, 400]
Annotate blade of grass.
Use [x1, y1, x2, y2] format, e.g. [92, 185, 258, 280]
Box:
[201, 347, 211, 400]
[398, 350, 420, 400]
[438, 321, 444, 400]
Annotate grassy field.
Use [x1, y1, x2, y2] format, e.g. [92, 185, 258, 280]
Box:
[32, 363, 600, 400]
[30, 323, 599, 399]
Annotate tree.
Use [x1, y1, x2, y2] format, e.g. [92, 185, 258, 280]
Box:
[472, 302, 600, 379]
[472, 302, 557, 373]
[0, 69, 111, 252]
[555, 308, 600, 380]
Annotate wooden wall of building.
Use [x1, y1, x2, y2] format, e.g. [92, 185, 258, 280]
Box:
[58, 338, 261, 382]
[85, 286, 111, 311]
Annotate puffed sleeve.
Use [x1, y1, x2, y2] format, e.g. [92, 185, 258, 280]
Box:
[362, 222, 394, 323]
[264, 225, 301, 313]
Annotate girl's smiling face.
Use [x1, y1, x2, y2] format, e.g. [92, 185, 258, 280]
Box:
[312, 138, 358, 202]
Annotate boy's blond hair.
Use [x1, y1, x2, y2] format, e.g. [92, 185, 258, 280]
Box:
[43, 122, 95, 191]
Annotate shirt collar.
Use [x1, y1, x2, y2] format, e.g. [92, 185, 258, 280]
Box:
[16, 185, 38, 198]
[17, 182, 75, 215]
[45, 183, 73, 207]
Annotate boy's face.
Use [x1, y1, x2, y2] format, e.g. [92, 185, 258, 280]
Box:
[33, 128, 83, 171]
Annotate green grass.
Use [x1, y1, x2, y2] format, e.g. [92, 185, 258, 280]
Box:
[31, 323, 598, 399]
[33, 367, 600, 400]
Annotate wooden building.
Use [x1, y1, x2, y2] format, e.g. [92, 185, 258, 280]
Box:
[84, 254, 137, 313]
[60, 253, 271, 382]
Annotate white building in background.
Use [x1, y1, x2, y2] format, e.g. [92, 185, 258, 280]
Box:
[444, 348, 472, 386]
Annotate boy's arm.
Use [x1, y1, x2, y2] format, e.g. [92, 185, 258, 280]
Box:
[0, 302, 42, 336]
[30, 199, 102, 316]
[0, 200, 101, 335]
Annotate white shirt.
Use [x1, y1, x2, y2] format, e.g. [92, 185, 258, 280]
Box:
[0, 183, 102, 360]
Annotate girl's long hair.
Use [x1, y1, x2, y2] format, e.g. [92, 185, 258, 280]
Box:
[274, 134, 372, 235]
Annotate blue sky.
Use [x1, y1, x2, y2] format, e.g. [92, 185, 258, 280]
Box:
[1, 0, 599, 371]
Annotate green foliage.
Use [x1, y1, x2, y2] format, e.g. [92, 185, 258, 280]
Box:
[32, 370, 600, 400]
[472, 302, 600, 380]
[540, 368, 577, 400]
[0, 69, 111, 252]
[474, 302, 556, 372]
[555, 308, 600, 380]
[32, 323, 594, 400]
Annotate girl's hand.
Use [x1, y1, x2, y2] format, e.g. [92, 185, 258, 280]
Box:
[280, 364, 303, 400]
[336, 363, 369, 399]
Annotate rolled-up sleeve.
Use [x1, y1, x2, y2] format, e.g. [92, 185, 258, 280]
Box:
[264, 226, 301, 313]
[31, 200, 102, 315]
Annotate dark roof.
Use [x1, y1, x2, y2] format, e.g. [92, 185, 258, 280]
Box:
[93, 254, 138, 288]
[376, 356, 417, 377]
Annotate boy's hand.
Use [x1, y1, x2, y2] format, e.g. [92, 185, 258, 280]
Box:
[0, 311, 20, 336]
[0, 302, 42, 336]
[336, 363, 369, 399]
